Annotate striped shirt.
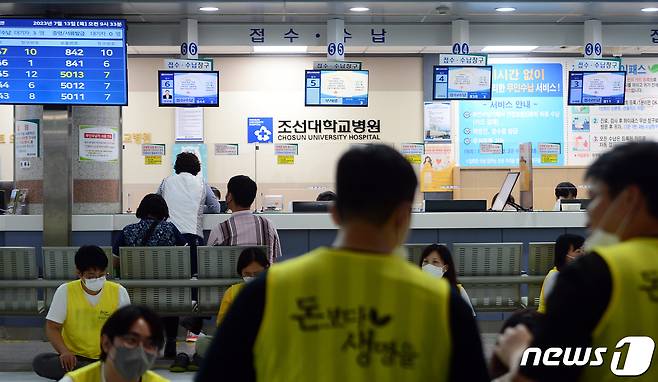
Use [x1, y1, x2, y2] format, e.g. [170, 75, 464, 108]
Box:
[207, 210, 282, 263]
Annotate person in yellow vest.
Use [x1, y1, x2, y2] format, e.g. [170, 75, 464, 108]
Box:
[33, 245, 131, 380]
[195, 144, 489, 382]
[537, 234, 584, 313]
[61, 305, 169, 382]
[494, 141, 658, 381]
[419, 243, 476, 316]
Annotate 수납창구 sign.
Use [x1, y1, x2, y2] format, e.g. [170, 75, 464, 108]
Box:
[276, 119, 381, 142]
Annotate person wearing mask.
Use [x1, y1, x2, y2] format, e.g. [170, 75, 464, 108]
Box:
[207, 175, 282, 264]
[420, 244, 476, 316]
[175, 248, 271, 373]
[157, 152, 220, 271]
[60, 305, 168, 382]
[196, 144, 489, 382]
[553, 181, 578, 211]
[537, 233, 585, 313]
[316, 190, 337, 202]
[495, 141, 658, 381]
[33, 246, 130, 380]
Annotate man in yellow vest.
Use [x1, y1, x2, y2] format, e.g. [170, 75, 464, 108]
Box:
[33, 245, 130, 380]
[196, 144, 489, 382]
[495, 141, 658, 381]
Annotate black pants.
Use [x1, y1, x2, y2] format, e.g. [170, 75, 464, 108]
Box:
[182, 233, 204, 275]
[33, 353, 96, 380]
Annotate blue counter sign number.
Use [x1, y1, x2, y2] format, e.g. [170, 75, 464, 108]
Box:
[328, 43, 336, 55]
[594, 43, 602, 56]
[189, 43, 198, 56]
[337, 43, 344, 56]
[452, 43, 460, 54]
[461, 43, 469, 54]
[180, 42, 188, 56]
[585, 43, 593, 56]
[452, 43, 470, 55]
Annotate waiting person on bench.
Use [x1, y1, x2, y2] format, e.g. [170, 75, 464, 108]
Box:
[207, 175, 282, 264]
[60, 305, 169, 382]
[33, 246, 130, 380]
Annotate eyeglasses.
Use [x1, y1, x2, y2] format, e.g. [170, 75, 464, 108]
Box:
[116, 333, 159, 353]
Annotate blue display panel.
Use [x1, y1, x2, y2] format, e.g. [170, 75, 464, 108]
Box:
[0, 18, 127, 105]
[568, 71, 626, 105]
[433, 66, 493, 100]
[305, 70, 368, 107]
[158, 71, 219, 107]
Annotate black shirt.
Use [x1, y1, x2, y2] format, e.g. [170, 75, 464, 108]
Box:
[195, 272, 490, 382]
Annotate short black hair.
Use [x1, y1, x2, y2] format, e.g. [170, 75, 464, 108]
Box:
[136, 194, 169, 220]
[336, 145, 417, 225]
[227, 175, 257, 208]
[555, 182, 577, 199]
[100, 305, 165, 361]
[75, 245, 108, 273]
[419, 244, 458, 287]
[316, 191, 337, 202]
[554, 233, 585, 271]
[586, 141, 658, 219]
[174, 152, 201, 176]
[237, 247, 270, 275]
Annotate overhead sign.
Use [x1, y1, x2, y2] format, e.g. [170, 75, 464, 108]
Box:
[313, 61, 362, 70]
[439, 54, 487, 67]
[573, 59, 621, 71]
[164, 58, 213, 71]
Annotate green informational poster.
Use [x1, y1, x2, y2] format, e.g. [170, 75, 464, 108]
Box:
[79, 125, 119, 162]
[15, 119, 39, 158]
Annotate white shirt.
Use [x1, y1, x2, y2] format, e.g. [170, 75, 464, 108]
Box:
[46, 282, 131, 324]
[157, 172, 205, 237]
[58, 363, 107, 382]
[458, 285, 477, 317]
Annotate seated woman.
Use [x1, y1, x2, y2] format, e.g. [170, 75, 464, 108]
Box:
[419, 244, 476, 316]
[60, 305, 168, 382]
[171, 247, 270, 373]
[553, 181, 578, 211]
[113, 193, 187, 359]
[537, 233, 585, 313]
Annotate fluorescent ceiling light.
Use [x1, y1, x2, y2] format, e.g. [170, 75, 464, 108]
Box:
[482, 45, 538, 53]
[199, 7, 219, 12]
[350, 7, 370, 12]
[495, 7, 516, 12]
[641, 7, 658, 12]
[253, 46, 308, 54]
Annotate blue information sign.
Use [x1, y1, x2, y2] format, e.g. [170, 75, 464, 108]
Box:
[433, 66, 493, 100]
[568, 71, 626, 106]
[305, 70, 369, 107]
[158, 71, 219, 107]
[0, 18, 127, 105]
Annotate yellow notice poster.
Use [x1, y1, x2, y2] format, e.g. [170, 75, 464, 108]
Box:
[277, 155, 294, 165]
[541, 154, 558, 164]
[405, 154, 422, 164]
[420, 144, 454, 192]
[145, 156, 162, 165]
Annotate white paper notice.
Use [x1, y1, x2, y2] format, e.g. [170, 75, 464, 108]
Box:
[175, 107, 204, 142]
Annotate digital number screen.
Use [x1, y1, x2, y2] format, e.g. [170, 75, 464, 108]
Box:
[433, 66, 493, 100]
[305, 70, 369, 107]
[0, 18, 127, 105]
[158, 71, 219, 107]
[568, 71, 626, 105]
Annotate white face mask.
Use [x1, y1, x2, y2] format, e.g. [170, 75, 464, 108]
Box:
[83, 276, 106, 292]
[583, 229, 621, 252]
[243, 276, 255, 283]
[422, 264, 445, 278]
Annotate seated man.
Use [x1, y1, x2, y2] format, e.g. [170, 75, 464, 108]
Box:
[553, 181, 578, 211]
[33, 245, 130, 380]
[207, 175, 282, 263]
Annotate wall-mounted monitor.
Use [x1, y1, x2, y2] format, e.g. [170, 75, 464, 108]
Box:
[305, 70, 369, 106]
[0, 18, 128, 105]
[433, 66, 493, 100]
[568, 71, 626, 105]
[158, 71, 219, 107]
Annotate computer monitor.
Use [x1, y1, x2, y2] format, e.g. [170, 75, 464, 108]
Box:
[292, 201, 332, 213]
[491, 172, 520, 211]
[424, 200, 487, 213]
[560, 199, 591, 211]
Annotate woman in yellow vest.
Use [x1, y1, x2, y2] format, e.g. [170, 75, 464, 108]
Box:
[419, 244, 476, 316]
[62, 305, 169, 382]
[537, 233, 584, 313]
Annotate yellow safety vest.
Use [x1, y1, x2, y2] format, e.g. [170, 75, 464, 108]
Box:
[62, 280, 120, 359]
[579, 238, 658, 381]
[253, 247, 452, 382]
[66, 361, 169, 382]
[216, 282, 245, 326]
[538, 267, 559, 313]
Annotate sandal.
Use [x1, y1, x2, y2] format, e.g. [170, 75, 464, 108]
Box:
[169, 353, 190, 373]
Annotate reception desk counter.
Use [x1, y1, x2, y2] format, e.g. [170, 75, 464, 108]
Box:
[0, 212, 586, 260]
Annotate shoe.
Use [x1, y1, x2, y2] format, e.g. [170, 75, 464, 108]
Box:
[180, 316, 204, 335]
[186, 330, 199, 342]
[187, 353, 203, 372]
[169, 353, 190, 373]
[163, 341, 177, 359]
